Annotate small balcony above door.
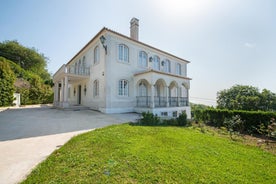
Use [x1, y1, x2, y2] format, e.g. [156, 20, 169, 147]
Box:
[67, 65, 90, 76]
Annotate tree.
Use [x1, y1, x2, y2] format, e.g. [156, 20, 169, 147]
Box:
[0, 58, 15, 106]
[259, 89, 276, 111]
[217, 85, 261, 111]
[0, 40, 50, 81]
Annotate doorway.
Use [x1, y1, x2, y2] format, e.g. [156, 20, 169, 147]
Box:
[78, 85, 81, 105]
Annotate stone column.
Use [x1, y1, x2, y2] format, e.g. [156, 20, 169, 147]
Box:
[63, 76, 69, 108]
[150, 85, 155, 108]
[64, 76, 68, 101]
[61, 79, 64, 103]
[54, 82, 58, 106]
[177, 87, 181, 107]
[166, 87, 169, 107]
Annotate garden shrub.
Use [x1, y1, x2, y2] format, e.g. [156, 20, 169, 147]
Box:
[177, 112, 188, 126]
[138, 112, 189, 127]
[138, 112, 160, 126]
[194, 108, 276, 134]
[0, 59, 15, 106]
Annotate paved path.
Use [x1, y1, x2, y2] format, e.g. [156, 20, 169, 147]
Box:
[0, 107, 139, 184]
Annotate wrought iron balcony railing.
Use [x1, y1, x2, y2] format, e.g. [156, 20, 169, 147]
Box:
[136, 96, 189, 108]
[67, 65, 90, 76]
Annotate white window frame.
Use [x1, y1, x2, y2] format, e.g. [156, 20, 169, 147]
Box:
[138, 51, 147, 67]
[118, 79, 129, 96]
[153, 55, 160, 70]
[94, 46, 99, 64]
[163, 59, 171, 73]
[176, 63, 181, 75]
[118, 44, 129, 63]
[82, 56, 86, 74]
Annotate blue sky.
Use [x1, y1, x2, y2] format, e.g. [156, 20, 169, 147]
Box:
[1, 0, 275, 106]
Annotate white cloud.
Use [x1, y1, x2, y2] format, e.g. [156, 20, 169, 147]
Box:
[244, 42, 256, 48]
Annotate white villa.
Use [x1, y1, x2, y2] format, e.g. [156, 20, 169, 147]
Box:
[53, 18, 192, 118]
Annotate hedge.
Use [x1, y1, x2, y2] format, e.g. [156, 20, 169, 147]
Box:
[194, 108, 276, 134]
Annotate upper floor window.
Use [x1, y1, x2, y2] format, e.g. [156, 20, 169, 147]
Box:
[176, 63, 181, 75]
[139, 51, 147, 67]
[163, 59, 171, 73]
[118, 79, 129, 96]
[93, 80, 99, 97]
[78, 59, 82, 74]
[118, 44, 129, 63]
[74, 62, 77, 73]
[94, 46, 99, 64]
[153, 55, 160, 70]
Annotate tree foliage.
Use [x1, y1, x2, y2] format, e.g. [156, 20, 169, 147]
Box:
[0, 40, 50, 81]
[0, 59, 15, 106]
[0, 56, 53, 106]
[217, 85, 276, 111]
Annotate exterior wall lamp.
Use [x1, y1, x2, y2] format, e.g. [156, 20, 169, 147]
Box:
[100, 35, 107, 54]
[84, 85, 87, 95]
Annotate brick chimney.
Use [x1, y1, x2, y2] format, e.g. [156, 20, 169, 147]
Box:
[130, 18, 139, 41]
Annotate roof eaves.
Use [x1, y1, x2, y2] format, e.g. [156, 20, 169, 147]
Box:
[106, 28, 191, 63]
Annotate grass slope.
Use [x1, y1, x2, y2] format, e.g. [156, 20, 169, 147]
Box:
[22, 124, 276, 184]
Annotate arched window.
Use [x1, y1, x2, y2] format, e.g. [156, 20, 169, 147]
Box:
[93, 80, 99, 97]
[118, 79, 129, 96]
[94, 46, 99, 64]
[139, 51, 147, 67]
[163, 59, 171, 73]
[139, 82, 147, 96]
[153, 55, 160, 70]
[78, 59, 82, 74]
[74, 62, 77, 74]
[118, 44, 129, 63]
[176, 63, 181, 75]
[82, 56, 86, 74]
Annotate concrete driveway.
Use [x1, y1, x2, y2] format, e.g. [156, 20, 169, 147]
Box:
[0, 107, 139, 184]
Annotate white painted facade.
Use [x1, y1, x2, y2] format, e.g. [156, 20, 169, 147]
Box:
[53, 18, 192, 118]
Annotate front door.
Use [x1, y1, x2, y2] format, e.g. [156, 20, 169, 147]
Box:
[78, 85, 81, 105]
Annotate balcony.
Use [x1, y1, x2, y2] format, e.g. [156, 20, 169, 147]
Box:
[136, 96, 188, 108]
[67, 65, 90, 76]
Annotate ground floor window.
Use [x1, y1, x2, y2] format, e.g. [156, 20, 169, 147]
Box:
[118, 79, 129, 96]
[93, 80, 99, 97]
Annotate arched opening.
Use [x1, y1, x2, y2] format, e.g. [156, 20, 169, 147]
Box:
[136, 79, 150, 107]
[154, 79, 167, 107]
[169, 81, 178, 107]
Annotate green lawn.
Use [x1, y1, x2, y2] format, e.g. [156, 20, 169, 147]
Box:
[22, 124, 276, 184]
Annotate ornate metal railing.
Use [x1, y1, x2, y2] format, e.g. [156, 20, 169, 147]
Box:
[67, 65, 90, 76]
[136, 96, 150, 107]
[136, 96, 189, 107]
[169, 97, 178, 107]
[179, 97, 189, 106]
[154, 96, 167, 107]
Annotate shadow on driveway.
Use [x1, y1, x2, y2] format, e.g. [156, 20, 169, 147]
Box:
[0, 107, 139, 141]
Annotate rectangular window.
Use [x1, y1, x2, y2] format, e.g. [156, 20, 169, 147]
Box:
[161, 112, 168, 116]
[173, 111, 178, 117]
[93, 80, 99, 97]
[176, 63, 181, 75]
[94, 46, 99, 64]
[118, 80, 129, 96]
[118, 44, 129, 63]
